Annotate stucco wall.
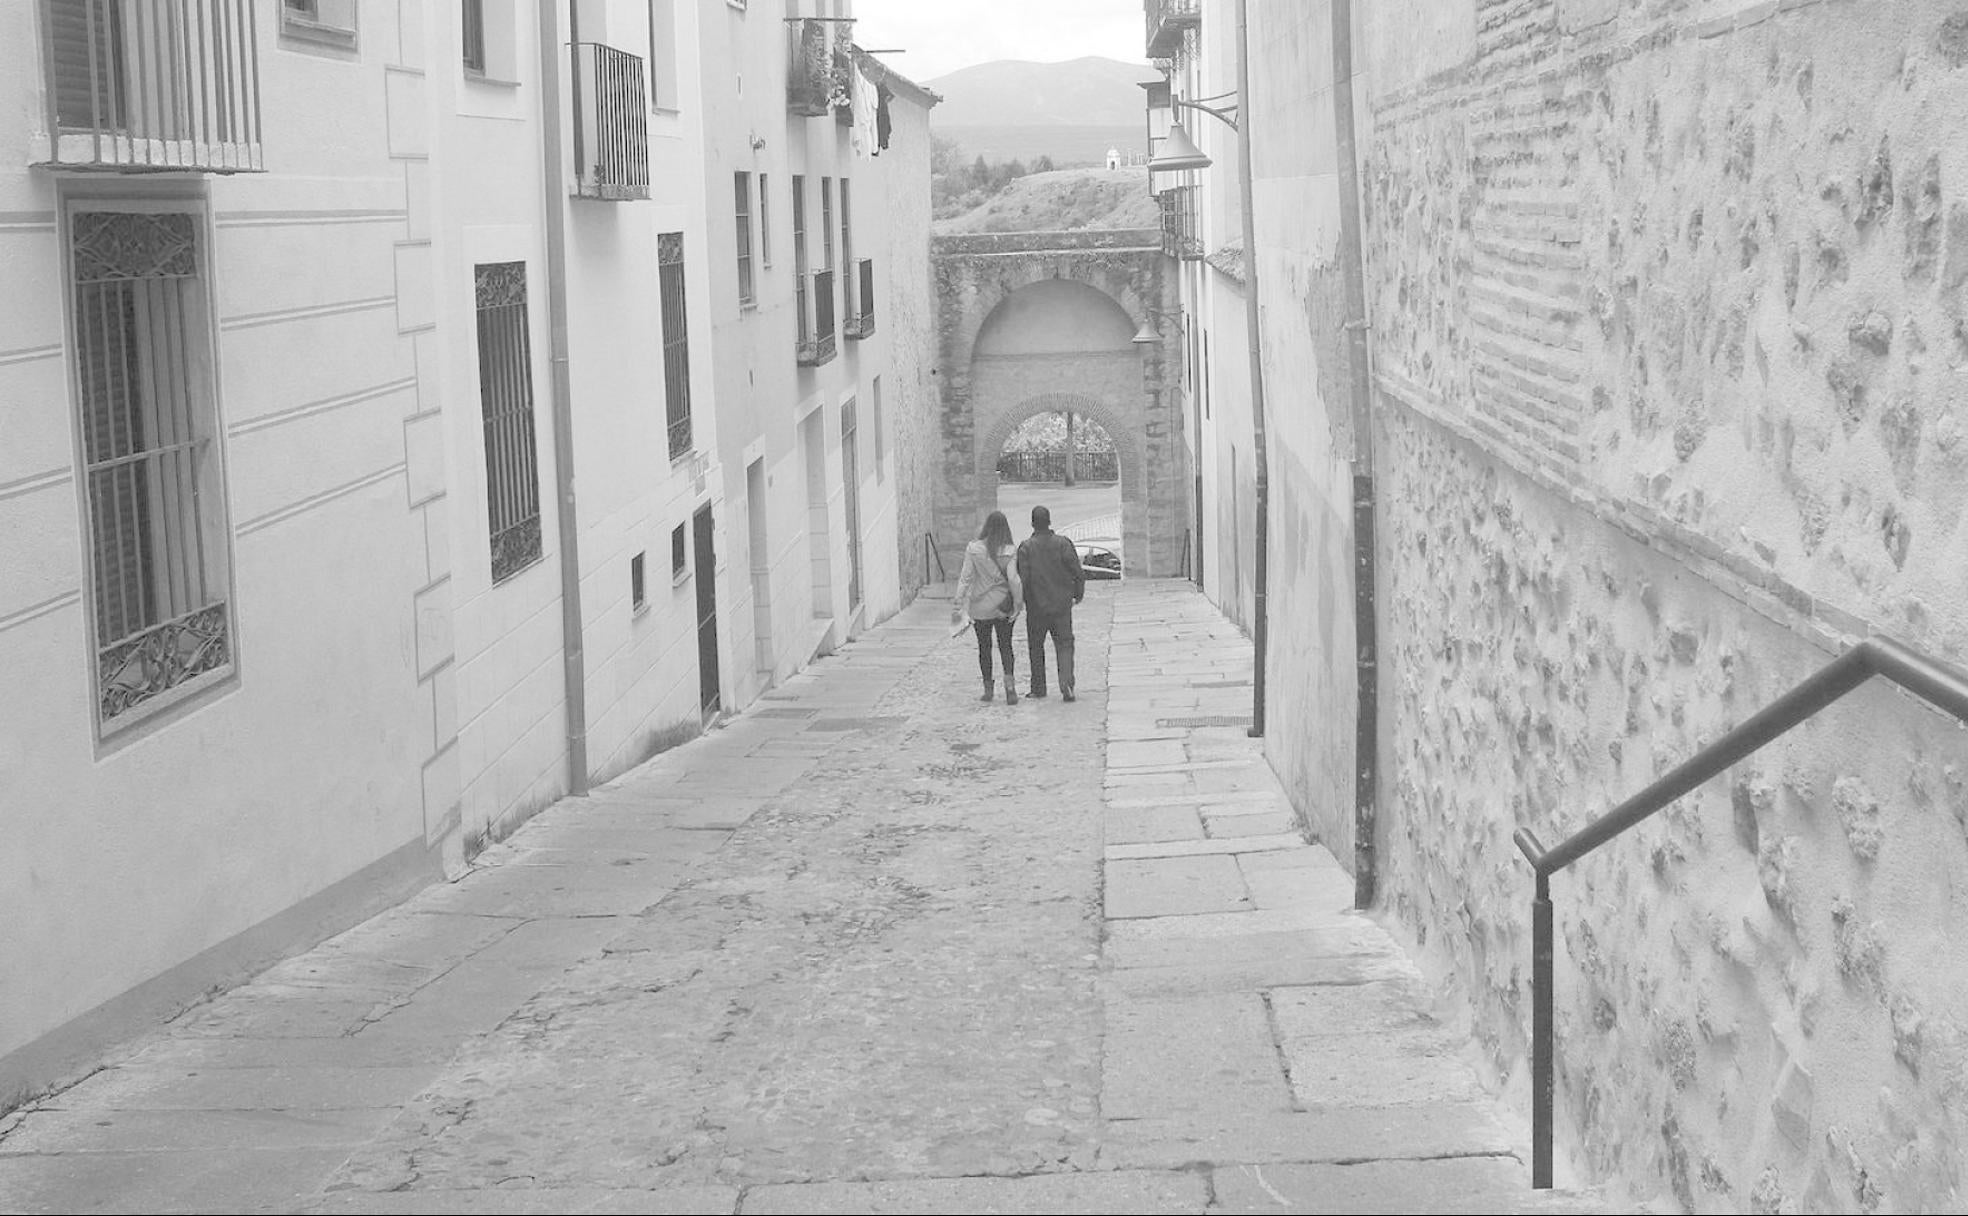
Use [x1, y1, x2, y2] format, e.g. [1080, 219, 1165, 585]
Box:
[0, 0, 440, 1080]
[876, 83, 939, 606]
[1360, 0, 1968, 1207]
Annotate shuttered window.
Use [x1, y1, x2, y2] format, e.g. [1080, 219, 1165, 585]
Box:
[659, 233, 693, 460]
[475, 262, 544, 583]
[71, 207, 232, 727]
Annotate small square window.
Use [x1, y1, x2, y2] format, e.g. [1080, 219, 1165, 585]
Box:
[282, 0, 358, 48]
[631, 552, 647, 612]
[671, 524, 688, 581]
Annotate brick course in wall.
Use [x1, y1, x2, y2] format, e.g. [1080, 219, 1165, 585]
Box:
[1363, 0, 1968, 1208]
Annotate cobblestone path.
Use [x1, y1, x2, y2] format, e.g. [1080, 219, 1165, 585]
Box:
[0, 581, 1615, 1214]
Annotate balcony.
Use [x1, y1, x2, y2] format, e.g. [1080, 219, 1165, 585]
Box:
[571, 43, 650, 201]
[37, 0, 264, 173]
[798, 269, 837, 367]
[1145, 0, 1200, 58]
[786, 17, 854, 118]
[843, 258, 876, 340]
[1160, 186, 1204, 261]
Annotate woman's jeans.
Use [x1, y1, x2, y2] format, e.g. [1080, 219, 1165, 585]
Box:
[972, 617, 1015, 683]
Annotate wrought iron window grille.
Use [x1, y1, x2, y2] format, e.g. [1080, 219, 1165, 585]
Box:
[40, 0, 266, 173]
[474, 262, 544, 584]
[71, 208, 234, 728]
[571, 42, 650, 200]
[659, 232, 694, 460]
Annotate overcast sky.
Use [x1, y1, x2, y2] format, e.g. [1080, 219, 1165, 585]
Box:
[851, 0, 1144, 83]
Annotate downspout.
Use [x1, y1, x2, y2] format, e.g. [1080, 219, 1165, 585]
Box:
[1332, 0, 1377, 907]
[540, 2, 590, 796]
[1235, 0, 1270, 740]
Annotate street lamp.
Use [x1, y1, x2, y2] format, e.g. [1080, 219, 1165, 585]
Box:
[1140, 0, 1271, 739]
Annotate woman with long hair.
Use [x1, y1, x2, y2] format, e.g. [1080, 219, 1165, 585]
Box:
[952, 510, 1023, 704]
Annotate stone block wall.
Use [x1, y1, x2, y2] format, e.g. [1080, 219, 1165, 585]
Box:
[930, 234, 1188, 578]
[1361, 0, 1968, 1207]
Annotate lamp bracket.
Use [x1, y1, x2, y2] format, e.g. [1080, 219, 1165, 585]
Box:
[1172, 96, 1239, 131]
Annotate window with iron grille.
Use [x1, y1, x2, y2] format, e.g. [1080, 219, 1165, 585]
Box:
[70, 207, 233, 729]
[820, 177, 835, 271]
[462, 0, 486, 75]
[839, 179, 853, 317]
[659, 232, 693, 459]
[734, 172, 755, 307]
[631, 552, 647, 611]
[474, 262, 543, 583]
[872, 375, 885, 481]
[671, 523, 687, 578]
[759, 173, 773, 268]
[792, 175, 809, 340]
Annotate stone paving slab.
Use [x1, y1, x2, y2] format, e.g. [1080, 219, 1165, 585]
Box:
[1101, 992, 1290, 1120]
[740, 1170, 1208, 1214]
[1096, 1103, 1518, 1171]
[1104, 855, 1252, 919]
[1104, 804, 1207, 845]
[0, 1148, 356, 1215]
[294, 1188, 741, 1214]
[1106, 834, 1308, 861]
[1205, 1156, 1611, 1214]
[0, 585, 1622, 1215]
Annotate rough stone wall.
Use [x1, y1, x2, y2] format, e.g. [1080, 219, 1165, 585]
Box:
[930, 233, 1187, 577]
[1364, 0, 1968, 1207]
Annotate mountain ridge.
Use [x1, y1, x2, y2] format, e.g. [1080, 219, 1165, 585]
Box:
[924, 56, 1156, 130]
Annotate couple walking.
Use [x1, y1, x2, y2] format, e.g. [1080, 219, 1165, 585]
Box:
[953, 505, 1087, 704]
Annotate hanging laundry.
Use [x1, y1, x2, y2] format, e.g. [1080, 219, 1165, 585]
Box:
[876, 84, 894, 153]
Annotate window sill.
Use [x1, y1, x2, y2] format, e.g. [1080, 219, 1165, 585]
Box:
[633, 600, 651, 618]
[97, 664, 239, 752]
[672, 568, 692, 588]
[465, 72, 522, 89]
[280, 18, 359, 52]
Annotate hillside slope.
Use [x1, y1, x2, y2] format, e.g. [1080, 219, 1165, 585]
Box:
[935, 168, 1160, 235]
[924, 56, 1154, 128]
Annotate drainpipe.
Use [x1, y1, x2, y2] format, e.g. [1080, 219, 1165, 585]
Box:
[1235, 0, 1270, 740]
[540, 2, 590, 796]
[1332, 0, 1377, 907]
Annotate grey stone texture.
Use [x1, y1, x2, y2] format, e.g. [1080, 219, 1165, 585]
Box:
[930, 231, 1188, 580]
[0, 583, 1625, 1215]
[1340, 1, 1968, 1210]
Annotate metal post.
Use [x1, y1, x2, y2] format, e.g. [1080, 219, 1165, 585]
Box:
[540, 0, 590, 797]
[1234, 0, 1269, 739]
[1532, 871, 1554, 1190]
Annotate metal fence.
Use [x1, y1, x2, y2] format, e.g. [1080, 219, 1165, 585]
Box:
[572, 42, 650, 201]
[43, 0, 264, 172]
[996, 451, 1120, 483]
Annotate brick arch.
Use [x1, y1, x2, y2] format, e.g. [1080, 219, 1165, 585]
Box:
[931, 231, 1185, 581]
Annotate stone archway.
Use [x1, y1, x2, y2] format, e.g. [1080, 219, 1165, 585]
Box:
[978, 392, 1145, 567]
[931, 230, 1184, 579]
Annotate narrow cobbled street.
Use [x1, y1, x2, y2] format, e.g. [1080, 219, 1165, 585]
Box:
[0, 582, 1604, 1215]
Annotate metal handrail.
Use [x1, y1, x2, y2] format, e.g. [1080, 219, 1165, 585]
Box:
[1513, 636, 1968, 1189]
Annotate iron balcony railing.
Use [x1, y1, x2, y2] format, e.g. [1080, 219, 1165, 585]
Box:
[1512, 637, 1968, 1189]
[1145, 0, 1200, 57]
[38, 0, 264, 173]
[786, 16, 853, 118]
[571, 42, 650, 201]
[797, 270, 837, 367]
[843, 258, 876, 340]
[1160, 186, 1204, 261]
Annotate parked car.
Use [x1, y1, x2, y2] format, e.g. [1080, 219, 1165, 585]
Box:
[1077, 543, 1122, 580]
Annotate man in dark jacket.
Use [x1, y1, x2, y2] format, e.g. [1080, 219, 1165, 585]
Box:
[1016, 505, 1087, 701]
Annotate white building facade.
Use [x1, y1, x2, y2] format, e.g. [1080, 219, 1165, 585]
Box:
[0, 0, 935, 1102]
